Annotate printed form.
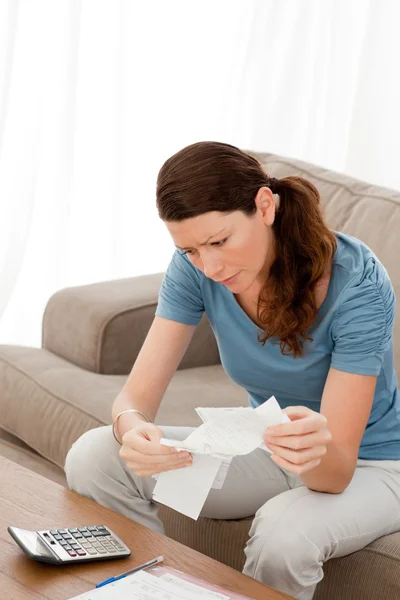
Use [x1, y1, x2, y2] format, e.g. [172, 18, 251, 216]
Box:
[68, 569, 230, 600]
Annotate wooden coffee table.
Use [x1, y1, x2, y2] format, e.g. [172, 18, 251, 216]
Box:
[0, 456, 292, 599]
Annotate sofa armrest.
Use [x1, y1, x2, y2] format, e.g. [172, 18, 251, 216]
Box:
[42, 274, 221, 375]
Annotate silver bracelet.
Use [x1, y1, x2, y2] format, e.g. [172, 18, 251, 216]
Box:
[112, 408, 153, 445]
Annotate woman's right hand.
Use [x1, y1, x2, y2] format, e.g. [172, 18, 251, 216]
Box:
[119, 421, 193, 477]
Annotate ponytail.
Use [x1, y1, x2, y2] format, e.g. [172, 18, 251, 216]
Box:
[257, 176, 337, 357]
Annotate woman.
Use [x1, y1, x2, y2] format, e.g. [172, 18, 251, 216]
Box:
[65, 142, 400, 600]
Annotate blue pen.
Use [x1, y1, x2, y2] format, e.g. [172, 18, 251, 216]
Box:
[96, 555, 164, 588]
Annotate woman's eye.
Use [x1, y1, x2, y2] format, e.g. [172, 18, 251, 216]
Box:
[212, 237, 228, 247]
[180, 237, 228, 256]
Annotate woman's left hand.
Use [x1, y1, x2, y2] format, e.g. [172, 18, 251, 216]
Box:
[263, 406, 332, 475]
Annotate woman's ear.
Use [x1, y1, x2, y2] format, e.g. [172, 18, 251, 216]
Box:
[255, 186, 275, 226]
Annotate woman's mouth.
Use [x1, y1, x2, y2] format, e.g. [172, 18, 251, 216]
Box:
[218, 272, 240, 284]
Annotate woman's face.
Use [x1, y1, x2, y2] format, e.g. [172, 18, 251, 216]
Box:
[165, 186, 276, 294]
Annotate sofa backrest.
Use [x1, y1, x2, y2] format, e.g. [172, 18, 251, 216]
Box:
[251, 151, 400, 373]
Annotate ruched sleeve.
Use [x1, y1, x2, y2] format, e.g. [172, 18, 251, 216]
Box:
[155, 250, 204, 325]
[331, 258, 396, 376]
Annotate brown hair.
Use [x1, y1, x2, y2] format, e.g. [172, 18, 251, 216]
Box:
[156, 141, 336, 358]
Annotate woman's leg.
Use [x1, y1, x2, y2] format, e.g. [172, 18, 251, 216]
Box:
[65, 425, 195, 534]
[242, 459, 400, 600]
[64, 425, 296, 532]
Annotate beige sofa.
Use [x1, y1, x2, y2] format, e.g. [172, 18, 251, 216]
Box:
[1, 151, 400, 599]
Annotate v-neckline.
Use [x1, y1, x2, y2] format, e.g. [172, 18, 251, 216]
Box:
[227, 263, 336, 332]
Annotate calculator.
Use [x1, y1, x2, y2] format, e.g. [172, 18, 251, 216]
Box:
[8, 524, 131, 564]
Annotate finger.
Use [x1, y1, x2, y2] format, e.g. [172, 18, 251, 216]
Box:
[267, 443, 327, 465]
[128, 454, 193, 477]
[121, 447, 192, 466]
[282, 406, 313, 419]
[264, 431, 331, 450]
[267, 414, 327, 437]
[122, 425, 180, 456]
[136, 461, 193, 478]
[270, 453, 322, 475]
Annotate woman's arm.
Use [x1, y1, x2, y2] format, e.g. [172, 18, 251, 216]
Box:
[112, 316, 197, 439]
[265, 368, 376, 493]
[300, 368, 376, 492]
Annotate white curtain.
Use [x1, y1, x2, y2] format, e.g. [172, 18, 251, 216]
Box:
[0, 0, 399, 346]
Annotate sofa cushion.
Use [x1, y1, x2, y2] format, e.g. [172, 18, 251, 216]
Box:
[0, 427, 67, 486]
[0, 345, 247, 469]
[42, 276, 220, 375]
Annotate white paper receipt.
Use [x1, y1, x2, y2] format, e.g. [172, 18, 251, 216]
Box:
[152, 396, 289, 520]
[160, 396, 289, 456]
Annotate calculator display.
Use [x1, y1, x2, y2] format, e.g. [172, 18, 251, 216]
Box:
[17, 530, 55, 558]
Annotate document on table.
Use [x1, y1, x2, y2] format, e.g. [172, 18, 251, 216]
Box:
[68, 569, 229, 599]
[152, 396, 290, 519]
[68, 566, 251, 600]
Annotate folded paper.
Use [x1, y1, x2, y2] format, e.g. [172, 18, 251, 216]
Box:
[152, 396, 290, 519]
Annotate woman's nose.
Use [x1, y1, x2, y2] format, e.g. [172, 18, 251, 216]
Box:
[201, 257, 223, 280]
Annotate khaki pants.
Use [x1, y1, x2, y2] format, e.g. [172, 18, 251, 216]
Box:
[65, 425, 400, 600]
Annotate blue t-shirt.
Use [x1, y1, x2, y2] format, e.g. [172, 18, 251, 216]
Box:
[155, 232, 400, 460]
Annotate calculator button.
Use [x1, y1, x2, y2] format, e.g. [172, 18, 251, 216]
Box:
[59, 540, 68, 546]
[82, 531, 92, 538]
[86, 549, 98, 555]
[97, 548, 107, 554]
[64, 545, 72, 551]
[52, 534, 63, 540]
[76, 549, 87, 556]
[72, 532, 83, 539]
[57, 529, 68, 534]
[106, 546, 117, 553]
[78, 527, 88, 532]
[87, 526, 97, 531]
[67, 550, 77, 557]
[92, 531, 106, 537]
[96, 525, 106, 530]
[68, 528, 79, 533]
[50, 530, 58, 534]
